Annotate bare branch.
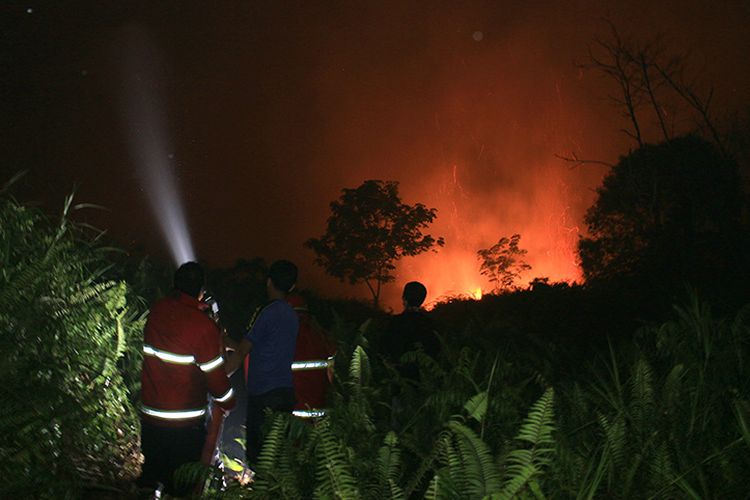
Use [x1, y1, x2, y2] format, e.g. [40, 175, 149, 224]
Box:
[654, 62, 727, 155]
[638, 52, 670, 140]
[554, 152, 614, 168]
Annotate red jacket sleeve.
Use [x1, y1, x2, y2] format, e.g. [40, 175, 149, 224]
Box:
[193, 322, 236, 411]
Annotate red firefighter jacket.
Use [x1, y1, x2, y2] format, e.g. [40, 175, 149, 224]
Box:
[140, 292, 235, 427]
[287, 295, 335, 413]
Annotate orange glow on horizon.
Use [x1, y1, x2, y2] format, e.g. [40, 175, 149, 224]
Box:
[384, 160, 589, 312]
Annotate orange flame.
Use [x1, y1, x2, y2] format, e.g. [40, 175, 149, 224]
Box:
[384, 160, 590, 311]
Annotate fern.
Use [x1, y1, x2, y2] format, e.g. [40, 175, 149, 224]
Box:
[464, 391, 489, 423]
[447, 420, 502, 497]
[495, 387, 555, 500]
[598, 413, 625, 472]
[173, 461, 210, 494]
[313, 420, 361, 499]
[403, 436, 443, 498]
[375, 432, 402, 498]
[648, 442, 676, 495]
[629, 358, 655, 440]
[349, 345, 371, 386]
[252, 413, 290, 494]
[423, 473, 439, 500]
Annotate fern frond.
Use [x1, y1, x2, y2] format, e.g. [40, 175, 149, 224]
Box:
[464, 391, 488, 423]
[313, 420, 361, 499]
[403, 435, 443, 498]
[447, 420, 502, 497]
[387, 479, 405, 500]
[253, 413, 289, 494]
[349, 345, 371, 386]
[424, 473, 439, 500]
[497, 388, 555, 499]
[597, 413, 625, 470]
[648, 442, 675, 495]
[172, 461, 210, 493]
[629, 357, 655, 437]
[376, 431, 402, 497]
[661, 364, 685, 411]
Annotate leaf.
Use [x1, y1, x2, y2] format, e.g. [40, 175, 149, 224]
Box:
[464, 391, 488, 423]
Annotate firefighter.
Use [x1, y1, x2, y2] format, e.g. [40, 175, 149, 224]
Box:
[139, 262, 236, 497]
[287, 293, 335, 419]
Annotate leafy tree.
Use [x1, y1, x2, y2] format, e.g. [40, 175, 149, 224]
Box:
[477, 234, 532, 293]
[578, 135, 744, 289]
[306, 180, 444, 307]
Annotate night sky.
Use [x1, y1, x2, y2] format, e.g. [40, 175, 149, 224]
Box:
[3, 1, 749, 309]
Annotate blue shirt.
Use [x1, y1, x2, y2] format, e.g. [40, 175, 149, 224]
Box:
[244, 299, 299, 396]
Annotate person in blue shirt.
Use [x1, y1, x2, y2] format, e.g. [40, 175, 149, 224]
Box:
[225, 260, 299, 468]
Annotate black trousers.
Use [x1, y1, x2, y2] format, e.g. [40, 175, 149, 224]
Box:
[245, 386, 295, 467]
[139, 419, 206, 496]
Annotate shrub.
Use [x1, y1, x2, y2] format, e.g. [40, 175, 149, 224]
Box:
[0, 193, 144, 498]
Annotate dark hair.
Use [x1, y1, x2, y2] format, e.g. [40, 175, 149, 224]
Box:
[403, 281, 427, 308]
[268, 260, 298, 293]
[174, 262, 205, 298]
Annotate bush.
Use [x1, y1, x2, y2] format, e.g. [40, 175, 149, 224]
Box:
[0, 193, 145, 498]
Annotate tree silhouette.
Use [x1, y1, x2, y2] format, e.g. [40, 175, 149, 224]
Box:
[477, 234, 532, 293]
[306, 180, 444, 307]
[579, 135, 743, 289]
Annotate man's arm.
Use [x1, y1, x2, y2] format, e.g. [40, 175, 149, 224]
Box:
[194, 324, 237, 412]
[224, 338, 252, 376]
[223, 331, 240, 351]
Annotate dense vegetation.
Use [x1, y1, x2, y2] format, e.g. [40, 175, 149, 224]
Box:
[2, 131, 749, 498]
[3, 178, 750, 498]
[191, 288, 747, 499]
[0, 192, 146, 498]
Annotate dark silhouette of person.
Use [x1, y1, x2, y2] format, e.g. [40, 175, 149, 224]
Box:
[382, 281, 441, 384]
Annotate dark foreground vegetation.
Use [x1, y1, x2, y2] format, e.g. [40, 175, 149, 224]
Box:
[2, 185, 750, 500]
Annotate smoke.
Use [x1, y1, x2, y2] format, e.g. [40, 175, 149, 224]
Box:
[76, 2, 747, 311]
[303, 2, 616, 308]
[117, 25, 196, 266]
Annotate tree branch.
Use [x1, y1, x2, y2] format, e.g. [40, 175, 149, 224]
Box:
[554, 152, 614, 168]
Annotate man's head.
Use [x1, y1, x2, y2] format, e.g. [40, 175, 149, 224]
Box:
[402, 281, 427, 309]
[174, 261, 205, 298]
[267, 260, 298, 295]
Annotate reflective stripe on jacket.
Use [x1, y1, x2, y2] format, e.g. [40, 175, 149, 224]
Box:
[140, 292, 235, 426]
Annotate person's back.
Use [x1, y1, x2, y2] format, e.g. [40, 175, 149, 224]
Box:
[223, 259, 300, 468]
[139, 262, 235, 496]
[382, 281, 440, 383]
[384, 308, 440, 381]
[142, 294, 225, 420]
[245, 298, 298, 397]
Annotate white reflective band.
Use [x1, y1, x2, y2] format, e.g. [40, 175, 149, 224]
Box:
[291, 359, 333, 371]
[198, 356, 224, 372]
[141, 405, 206, 420]
[143, 344, 196, 365]
[215, 387, 234, 403]
[292, 409, 327, 418]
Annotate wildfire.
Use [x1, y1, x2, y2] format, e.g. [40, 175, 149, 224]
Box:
[385, 160, 590, 311]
